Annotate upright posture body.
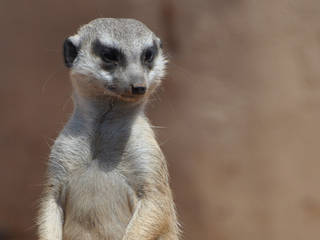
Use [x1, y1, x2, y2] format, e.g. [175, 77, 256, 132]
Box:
[38, 18, 179, 240]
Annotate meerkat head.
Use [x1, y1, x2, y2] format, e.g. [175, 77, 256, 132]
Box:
[63, 18, 166, 102]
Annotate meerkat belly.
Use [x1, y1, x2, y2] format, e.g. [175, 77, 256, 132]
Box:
[63, 161, 137, 240]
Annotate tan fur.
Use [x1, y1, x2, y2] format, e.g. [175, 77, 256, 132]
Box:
[38, 18, 179, 240]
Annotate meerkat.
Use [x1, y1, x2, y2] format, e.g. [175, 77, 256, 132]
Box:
[37, 18, 180, 240]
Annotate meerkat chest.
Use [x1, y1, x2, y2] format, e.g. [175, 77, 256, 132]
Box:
[63, 160, 137, 239]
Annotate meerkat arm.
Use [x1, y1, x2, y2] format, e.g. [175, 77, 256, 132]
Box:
[38, 187, 64, 240]
[122, 189, 178, 240]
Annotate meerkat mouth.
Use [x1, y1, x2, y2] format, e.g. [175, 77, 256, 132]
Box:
[120, 92, 146, 101]
[105, 88, 146, 102]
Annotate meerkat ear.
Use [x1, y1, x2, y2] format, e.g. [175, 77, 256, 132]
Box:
[63, 35, 80, 68]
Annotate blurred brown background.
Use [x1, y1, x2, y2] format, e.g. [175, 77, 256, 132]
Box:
[1, 0, 320, 239]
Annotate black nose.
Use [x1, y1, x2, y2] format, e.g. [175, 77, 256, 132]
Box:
[131, 85, 146, 95]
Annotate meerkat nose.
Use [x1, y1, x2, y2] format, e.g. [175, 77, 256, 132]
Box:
[131, 84, 146, 95]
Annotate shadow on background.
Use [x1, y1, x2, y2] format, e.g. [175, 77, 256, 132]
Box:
[1, 0, 320, 240]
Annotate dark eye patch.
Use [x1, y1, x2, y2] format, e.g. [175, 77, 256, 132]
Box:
[101, 47, 120, 62]
[141, 40, 158, 69]
[92, 39, 126, 69]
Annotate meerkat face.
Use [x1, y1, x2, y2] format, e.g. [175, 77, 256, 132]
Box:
[63, 18, 166, 101]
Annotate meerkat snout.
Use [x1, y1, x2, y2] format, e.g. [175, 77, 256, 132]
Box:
[128, 72, 147, 95]
[131, 83, 146, 95]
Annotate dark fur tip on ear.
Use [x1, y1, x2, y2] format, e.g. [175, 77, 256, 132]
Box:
[63, 38, 79, 68]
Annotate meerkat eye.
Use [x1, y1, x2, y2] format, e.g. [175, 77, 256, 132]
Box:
[92, 39, 125, 68]
[142, 42, 158, 68]
[144, 49, 154, 63]
[101, 48, 120, 63]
